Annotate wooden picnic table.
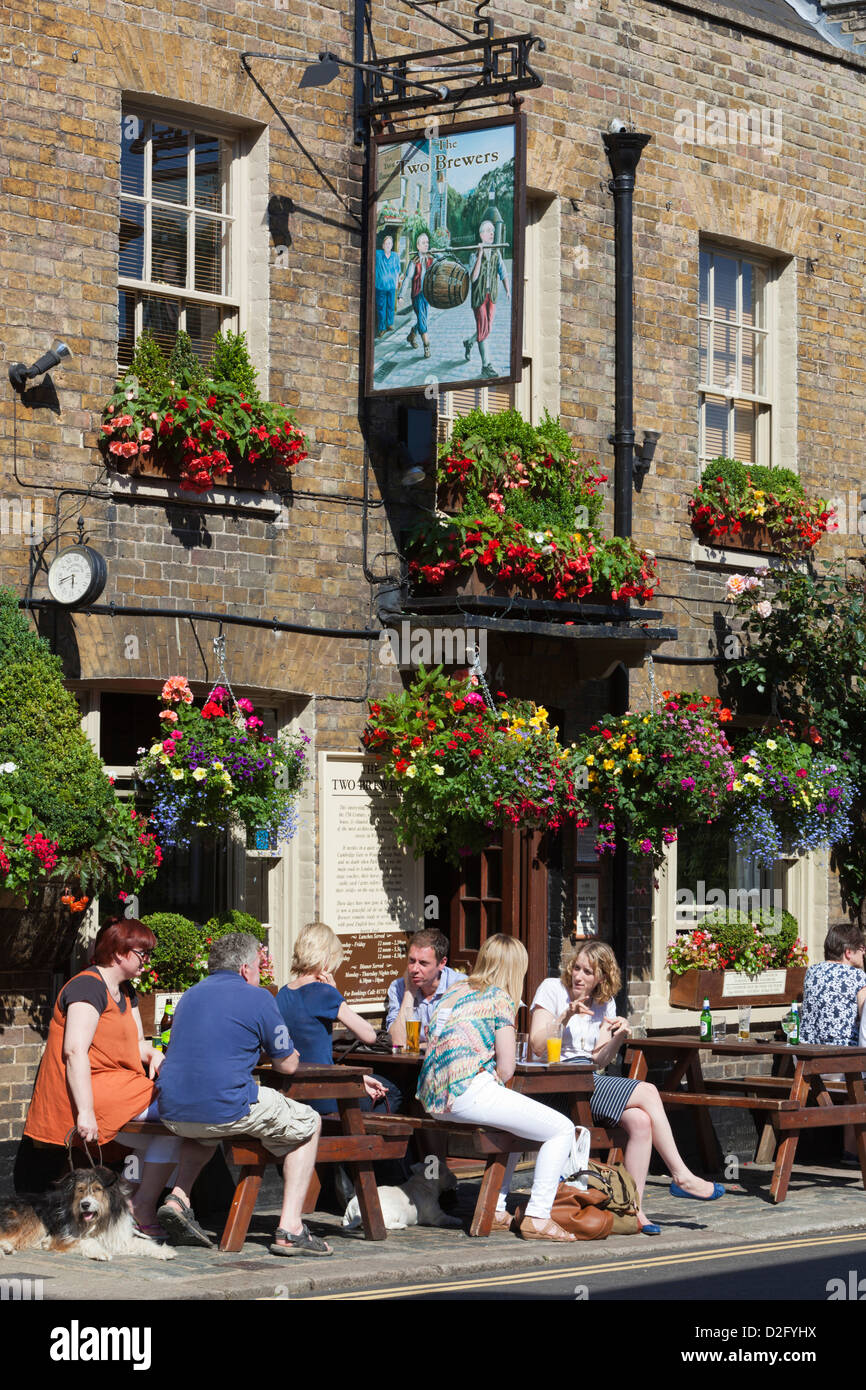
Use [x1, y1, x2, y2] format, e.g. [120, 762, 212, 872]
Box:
[622, 1035, 866, 1203]
[219, 1062, 413, 1247]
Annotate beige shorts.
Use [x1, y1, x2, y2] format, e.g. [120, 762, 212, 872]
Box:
[162, 1084, 319, 1158]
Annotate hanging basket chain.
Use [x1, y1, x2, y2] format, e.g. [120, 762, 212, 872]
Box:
[467, 644, 497, 713]
[207, 628, 241, 719]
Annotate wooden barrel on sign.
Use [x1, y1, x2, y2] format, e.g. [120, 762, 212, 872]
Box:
[426, 255, 469, 309]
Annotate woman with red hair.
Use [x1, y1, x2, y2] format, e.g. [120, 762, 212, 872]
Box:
[23, 918, 181, 1238]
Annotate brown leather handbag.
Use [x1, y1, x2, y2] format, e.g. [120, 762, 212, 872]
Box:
[549, 1184, 614, 1240]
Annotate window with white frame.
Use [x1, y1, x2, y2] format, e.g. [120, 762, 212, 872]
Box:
[119, 111, 239, 370]
[673, 821, 784, 933]
[699, 246, 772, 469]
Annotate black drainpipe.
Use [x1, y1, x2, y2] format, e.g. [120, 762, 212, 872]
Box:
[601, 128, 651, 998]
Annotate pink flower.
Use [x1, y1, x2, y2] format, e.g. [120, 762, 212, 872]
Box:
[756, 600, 772, 618]
[639, 839, 653, 853]
[119, 440, 139, 458]
[245, 716, 264, 731]
[159, 709, 178, 723]
[138, 427, 154, 442]
[162, 740, 176, 755]
[237, 698, 254, 714]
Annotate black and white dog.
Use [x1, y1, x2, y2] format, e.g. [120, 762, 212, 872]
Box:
[0, 1168, 175, 1262]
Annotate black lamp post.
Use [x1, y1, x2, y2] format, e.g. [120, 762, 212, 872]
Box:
[602, 128, 652, 540]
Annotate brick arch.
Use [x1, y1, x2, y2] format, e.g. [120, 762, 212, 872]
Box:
[676, 171, 812, 256]
[88, 19, 273, 124]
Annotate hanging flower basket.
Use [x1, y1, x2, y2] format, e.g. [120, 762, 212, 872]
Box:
[134, 677, 310, 848]
[362, 665, 589, 862]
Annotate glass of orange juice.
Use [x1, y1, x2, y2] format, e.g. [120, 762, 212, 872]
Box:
[546, 1031, 562, 1064]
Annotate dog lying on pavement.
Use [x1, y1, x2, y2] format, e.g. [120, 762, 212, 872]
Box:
[342, 1161, 463, 1231]
[0, 1167, 175, 1262]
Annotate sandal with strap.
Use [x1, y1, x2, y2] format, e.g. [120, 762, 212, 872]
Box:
[517, 1215, 576, 1243]
[269, 1223, 332, 1257]
[490, 1210, 516, 1233]
[156, 1194, 214, 1248]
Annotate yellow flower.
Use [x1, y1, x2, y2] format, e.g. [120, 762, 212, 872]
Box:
[628, 750, 642, 763]
[150, 743, 163, 756]
[587, 771, 597, 783]
[405, 765, 417, 779]
[170, 768, 184, 781]
[159, 754, 170, 766]
[732, 779, 744, 791]
[765, 739, 777, 750]
[192, 767, 207, 781]
[603, 758, 616, 771]
[612, 737, 626, 751]
[585, 754, 596, 766]
[432, 765, 444, 776]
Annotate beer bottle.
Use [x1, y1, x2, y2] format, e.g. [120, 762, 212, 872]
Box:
[159, 999, 175, 1052]
[789, 1002, 800, 1046]
[699, 996, 713, 1042]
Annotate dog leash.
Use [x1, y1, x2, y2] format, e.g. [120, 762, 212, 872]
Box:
[64, 1128, 119, 1185]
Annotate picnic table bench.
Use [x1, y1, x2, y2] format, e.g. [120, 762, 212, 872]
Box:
[623, 1036, 866, 1203]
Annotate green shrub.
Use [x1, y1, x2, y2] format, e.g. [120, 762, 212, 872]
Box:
[699, 457, 748, 495]
[126, 331, 170, 393]
[209, 330, 260, 404]
[140, 913, 205, 992]
[0, 589, 117, 854]
[702, 908, 800, 969]
[166, 330, 206, 391]
[746, 465, 804, 498]
[203, 909, 267, 945]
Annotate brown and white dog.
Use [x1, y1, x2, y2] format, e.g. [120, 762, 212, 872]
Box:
[0, 1167, 175, 1262]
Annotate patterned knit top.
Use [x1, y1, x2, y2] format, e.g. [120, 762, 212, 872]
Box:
[415, 983, 515, 1115]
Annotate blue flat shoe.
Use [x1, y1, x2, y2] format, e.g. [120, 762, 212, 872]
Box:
[639, 1222, 661, 1235]
[669, 1181, 724, 1201]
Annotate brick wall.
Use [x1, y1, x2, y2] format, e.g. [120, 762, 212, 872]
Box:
[0, 972, 54, 1196]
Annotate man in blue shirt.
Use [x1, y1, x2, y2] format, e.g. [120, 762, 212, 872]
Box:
[156, 933, 331, 1256]
[386, 929, 461, 1047]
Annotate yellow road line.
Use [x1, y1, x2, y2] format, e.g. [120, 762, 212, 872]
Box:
[308, 1231, 866, 1300]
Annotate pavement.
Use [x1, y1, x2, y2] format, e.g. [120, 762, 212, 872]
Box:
[5, 1155, 866, 1302]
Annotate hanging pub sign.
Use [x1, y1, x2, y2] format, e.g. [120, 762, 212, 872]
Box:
[365, 113, 526, 398]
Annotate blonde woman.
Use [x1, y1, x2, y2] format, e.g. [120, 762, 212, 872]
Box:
[530, 941, 724, 1234]
[275, 922, 392, 1113]
[417, 933, 577, 1242]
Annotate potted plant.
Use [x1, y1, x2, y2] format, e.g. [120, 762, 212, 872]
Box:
[407, 409, 659, 608]
[99, 330, 307, 495]
[0, 589, 163, 968]
[134, 677, 309, 848]
[362, 665, 589, 861]
[688, 457, 835, 553]
[667, 910, 808, 1008]
[726, 732, 856, 866]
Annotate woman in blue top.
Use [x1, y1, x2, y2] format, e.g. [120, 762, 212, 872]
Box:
[275, 922, 394, 1115]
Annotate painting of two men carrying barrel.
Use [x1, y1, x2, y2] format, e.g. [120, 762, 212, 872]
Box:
[367, 116, 525, 398]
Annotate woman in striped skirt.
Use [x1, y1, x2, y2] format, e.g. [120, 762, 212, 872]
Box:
[530, 941, 724, 1233]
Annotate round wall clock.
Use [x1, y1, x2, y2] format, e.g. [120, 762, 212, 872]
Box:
[47, 545, 108, 608]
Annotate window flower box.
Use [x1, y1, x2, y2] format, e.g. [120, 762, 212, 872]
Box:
[669, 966, 806, 1010]
[688, 457, 834, 553]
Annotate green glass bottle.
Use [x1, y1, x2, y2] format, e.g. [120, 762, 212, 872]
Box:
[159, 1000, 175, 1053]
[700, 996, 713, 1042]
[789, 1002, 800, 1046]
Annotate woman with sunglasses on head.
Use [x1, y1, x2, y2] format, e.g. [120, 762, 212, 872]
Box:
[530, 940, 724, 1235]
[23, 917, 181, 1237]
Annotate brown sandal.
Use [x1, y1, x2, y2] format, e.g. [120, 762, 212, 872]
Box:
[517, 1214, 576, 1242]
[490, 1210, 516, 1233]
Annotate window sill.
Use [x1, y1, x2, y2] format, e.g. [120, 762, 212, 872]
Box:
[109, 474, 287, 521]
[690, 541, 808, 572]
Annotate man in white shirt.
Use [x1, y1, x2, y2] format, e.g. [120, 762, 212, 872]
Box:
[386, 930, 460, 1047]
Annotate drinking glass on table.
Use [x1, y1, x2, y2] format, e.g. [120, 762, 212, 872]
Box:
[712, 1019, 727, 1043]
[738, 1005, 752, 1042]
[515, 1032, 530, 1064]
[546, 1026, 563, 1064]
[405, 1010, 421, 1054]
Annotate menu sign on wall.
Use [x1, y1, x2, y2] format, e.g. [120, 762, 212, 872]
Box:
[319, 752, 424, 1009]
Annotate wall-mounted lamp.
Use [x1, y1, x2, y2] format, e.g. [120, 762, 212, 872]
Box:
[9, 342, 72, 394]
[633, 429, 660, 491]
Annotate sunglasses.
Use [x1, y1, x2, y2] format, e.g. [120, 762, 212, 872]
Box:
[129, 948, 152, 965]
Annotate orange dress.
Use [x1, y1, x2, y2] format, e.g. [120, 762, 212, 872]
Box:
[24, 968, 156, 1146]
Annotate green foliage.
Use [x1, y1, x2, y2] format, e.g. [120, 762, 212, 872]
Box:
[699, 457, 748, 493]
[166, 330, 206, 391]
[746, 465, 804, 498]
[666, 913, 807, 976]
[725, 561, 866, 911]
[209, 331, 260, 405]
[203, 909, 267, 944]
[0, 589, 118, 855]
[139, 913, 205, 993]
[127, 331, 170, 393]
